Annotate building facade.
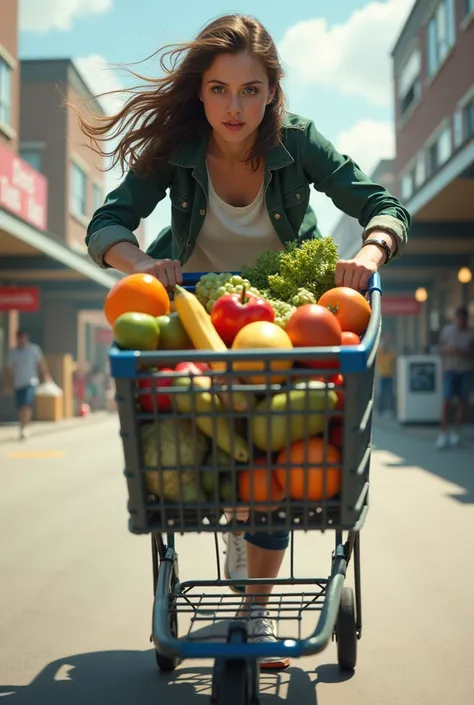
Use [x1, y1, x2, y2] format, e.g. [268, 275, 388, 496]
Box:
[392, 0, 474, 340]
[0, 1, 119, 420]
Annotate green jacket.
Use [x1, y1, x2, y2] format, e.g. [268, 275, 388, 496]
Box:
[86, 112, 410, 268]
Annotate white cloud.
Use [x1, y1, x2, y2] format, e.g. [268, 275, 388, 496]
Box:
[310, 119, 395, 237]
[74, 54, 125, 116]
[336, 119, 395, 175]
[20, 0, 113, 32]
[278, 0, 416, 106]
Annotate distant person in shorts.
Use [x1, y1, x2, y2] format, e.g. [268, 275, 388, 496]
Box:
[376, 331, 396, 417]
[436, 307, 474, 449]
[2, 331, 51, 440]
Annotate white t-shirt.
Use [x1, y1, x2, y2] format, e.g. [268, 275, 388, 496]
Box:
[183, 170, 284, 273]
[7, 344, 43, 389]
[439, 324, 474, 372]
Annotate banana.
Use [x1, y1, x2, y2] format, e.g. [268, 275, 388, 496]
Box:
[172, 377, 249, 462]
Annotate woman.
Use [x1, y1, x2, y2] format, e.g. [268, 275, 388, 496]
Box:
[82, 13, 410, 669]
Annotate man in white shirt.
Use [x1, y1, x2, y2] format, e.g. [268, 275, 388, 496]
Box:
[436, 307, 474, 449]
[2, 331, 51, 440]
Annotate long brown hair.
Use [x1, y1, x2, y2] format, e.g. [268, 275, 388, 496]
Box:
[76, 14, 286, 175]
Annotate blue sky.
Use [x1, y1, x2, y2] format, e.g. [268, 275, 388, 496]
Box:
[19, 0, 415, 246]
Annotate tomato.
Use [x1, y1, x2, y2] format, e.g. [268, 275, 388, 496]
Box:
[211, 289, 275, 345]
[318, 287, 371, 336]
[329, 423, 343, 450]
[330, 373, 344, 409]
[285, 304, 342, 370]
[137, 367, 174, 412]
[341, 331, 361, 345]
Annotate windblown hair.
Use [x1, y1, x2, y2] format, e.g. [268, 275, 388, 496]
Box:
[75, 14, 287, 175]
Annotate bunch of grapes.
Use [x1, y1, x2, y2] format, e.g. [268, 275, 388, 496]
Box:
[266, 297, 297, 329]
[291, 288, 317, 307]
[195, 273, 261, 313]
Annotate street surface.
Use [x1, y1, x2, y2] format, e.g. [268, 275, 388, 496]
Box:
[1, 415, 473, 704]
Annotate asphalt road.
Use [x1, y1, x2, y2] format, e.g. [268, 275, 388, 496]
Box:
[1, 415, 473, 704]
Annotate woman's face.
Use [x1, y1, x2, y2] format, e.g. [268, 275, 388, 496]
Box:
[200, 51, 275, 147]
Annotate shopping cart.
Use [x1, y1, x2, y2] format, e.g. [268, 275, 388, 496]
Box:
[109, 271, 382, 704]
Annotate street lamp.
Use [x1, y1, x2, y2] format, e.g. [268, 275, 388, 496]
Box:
[457, 267, 472, 284]
[415, 287, 428, 303]
[457, 267, 472, 307]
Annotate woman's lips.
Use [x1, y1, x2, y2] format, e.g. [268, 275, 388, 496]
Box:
[223, 122, 245, 131]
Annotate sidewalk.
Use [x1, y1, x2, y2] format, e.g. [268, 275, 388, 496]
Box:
[0, 411, 115, 445]
[373, 412, 474, 447]
[372, 416, 474, 505]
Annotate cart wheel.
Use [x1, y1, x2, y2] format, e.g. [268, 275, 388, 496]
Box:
[211, 658, 259, 705]
[152, 535, 181, 673]
[335, 587, 357, 671]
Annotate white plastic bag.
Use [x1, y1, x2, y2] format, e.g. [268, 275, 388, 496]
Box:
[35, 381, 63, 397]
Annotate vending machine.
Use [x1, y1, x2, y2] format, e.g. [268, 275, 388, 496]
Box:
[396, 355, 443, 423]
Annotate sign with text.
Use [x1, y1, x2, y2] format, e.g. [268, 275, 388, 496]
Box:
[0, 286, 40, 312]
[381, 296, 421, 316]
[0, 143, 48, 230]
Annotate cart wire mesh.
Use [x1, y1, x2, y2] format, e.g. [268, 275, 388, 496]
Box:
[111, 274, 381, 536]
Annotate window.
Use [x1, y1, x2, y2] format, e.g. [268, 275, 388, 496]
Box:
[415, 152, 426, 187]
[398, 49, 421, 117]
[427, 0, 455, 77]
[70, 162, 87, 217]
[427, 125, 452, 175]
[465, 0, 474, 17]
[20, 148, 42, 173]
[401, 169, 415, 200]
[464, 99, 474, 140]
[0, 57, 12, 126]
[92, 183, 103, 213]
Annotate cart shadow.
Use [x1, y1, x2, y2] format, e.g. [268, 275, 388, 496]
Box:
[373, 426, 474, 504]
[0, 650, 353, 704]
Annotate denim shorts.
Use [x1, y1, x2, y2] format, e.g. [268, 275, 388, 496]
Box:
[14, 385, 36, 409]
[244, 530, 290, 550]
[443, 371, 472, 402]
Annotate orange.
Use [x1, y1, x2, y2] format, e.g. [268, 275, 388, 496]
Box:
[238, 459, 285, 512]
[275, 438, 342, 501]
[104, 273, 170, 327]
[231, 321, 293, 384]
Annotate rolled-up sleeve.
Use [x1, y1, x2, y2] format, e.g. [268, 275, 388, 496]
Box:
[302, 121, 411, 259]
[86, 160, 173, 268]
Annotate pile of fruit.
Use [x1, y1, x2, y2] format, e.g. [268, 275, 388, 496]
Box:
[104, 254, 371, 511]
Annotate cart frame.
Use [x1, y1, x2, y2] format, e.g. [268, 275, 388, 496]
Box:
[109, 272, 382, 700]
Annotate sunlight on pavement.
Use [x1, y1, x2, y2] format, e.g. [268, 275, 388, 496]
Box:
[7, 450, 66, 459]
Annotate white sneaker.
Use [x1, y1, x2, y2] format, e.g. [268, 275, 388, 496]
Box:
[448, 430, 460, 447]
[247, 608, 290, 670]
[19, 426, 28, 441]
[223, 533, 247, 593]
[436, 433, 448, 450]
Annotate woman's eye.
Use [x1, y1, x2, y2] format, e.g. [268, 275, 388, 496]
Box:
[211, 86, 225, 94]
[243, 86, 258, 95]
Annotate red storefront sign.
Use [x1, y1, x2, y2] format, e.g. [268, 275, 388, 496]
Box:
[381, 296, 421, 316]
[0, 142, 47, 230]
[0, 286, 40, 312]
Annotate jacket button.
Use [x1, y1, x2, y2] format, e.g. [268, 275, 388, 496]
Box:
[274, 213, 281, 220]
[200, 209, 206, 216]
[295, 193, 301, 199]
[182, 201, 188, 208]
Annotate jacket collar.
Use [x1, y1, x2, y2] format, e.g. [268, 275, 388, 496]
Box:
[169, 130, 294, 171]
